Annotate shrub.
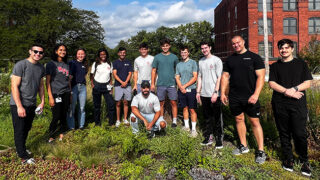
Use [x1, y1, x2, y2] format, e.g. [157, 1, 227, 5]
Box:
[149, 127, 201, 178]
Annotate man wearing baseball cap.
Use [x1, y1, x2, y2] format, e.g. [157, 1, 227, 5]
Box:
[130, 81, 167, 137]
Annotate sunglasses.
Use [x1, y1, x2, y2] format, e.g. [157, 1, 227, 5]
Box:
[32, 50, 44, 55]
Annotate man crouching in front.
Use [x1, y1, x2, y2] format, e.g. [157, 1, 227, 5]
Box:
[130, 81, 166, 138]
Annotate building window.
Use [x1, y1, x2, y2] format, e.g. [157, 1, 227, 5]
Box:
[235, 6, 237, 19]
[258, 42, 273, 57]
[309, 17, 320, 33]
[309, 0, 320, 10]
[283, 0, 297, 11]
[258, 18, 272, 34]
[258, 0, 272, 11]
[283, 18, 297, 34]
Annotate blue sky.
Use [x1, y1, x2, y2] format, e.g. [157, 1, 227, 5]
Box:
[72, 0, 221, 47]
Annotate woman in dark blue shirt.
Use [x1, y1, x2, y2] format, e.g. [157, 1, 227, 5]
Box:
[67, 48, 88, 130]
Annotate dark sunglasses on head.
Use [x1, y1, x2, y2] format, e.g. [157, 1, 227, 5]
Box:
[33, 50, 44, 55]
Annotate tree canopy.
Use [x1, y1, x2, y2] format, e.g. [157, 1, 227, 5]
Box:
[0, 0, 105, 61]
[110, 21, 214, 62]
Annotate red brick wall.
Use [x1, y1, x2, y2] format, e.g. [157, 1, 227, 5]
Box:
[214, 0, 320, 60]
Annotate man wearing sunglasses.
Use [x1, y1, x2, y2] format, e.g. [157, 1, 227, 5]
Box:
[10, 44, 45, 165]
[130, 81, 167, 137]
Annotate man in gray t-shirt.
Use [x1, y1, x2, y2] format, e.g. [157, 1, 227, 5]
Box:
[175, 46, 198, 137]
[10, 44, 45, 164]
[196, 41, 224, 148]
[130, 81, 166, 136]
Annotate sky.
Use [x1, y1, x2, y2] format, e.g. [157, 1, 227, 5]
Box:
[72, 0, 222, 48]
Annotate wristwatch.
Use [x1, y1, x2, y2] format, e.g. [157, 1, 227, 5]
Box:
[214, 90, 218, 94]
[293, 86, 298, 91]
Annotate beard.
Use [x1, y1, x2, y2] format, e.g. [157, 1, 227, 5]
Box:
[142, 90, 150, 97]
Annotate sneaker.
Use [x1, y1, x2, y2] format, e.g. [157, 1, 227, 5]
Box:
[22, 158, 35, 165]
[255, 150, 267, 164]
[201, 136, 213, 146]
[59, 134, 63, 141]
[282, 159, 294, 172]
[301, 162, 311, 177]
[48, 138, 54, 143]
[215, 138, 223, 149]
[147, 131, 155, 139]
[190, 130, 198, 138]
[123, 119, 130, 126]
[115, 120, 121, 127]
[182, 126, 190, 132]
[171, 123, 177, 128]
[232, 144, 249, 155]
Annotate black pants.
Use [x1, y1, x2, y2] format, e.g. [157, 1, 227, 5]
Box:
[11, 105, 36, 159]
[201, 96, 223, 140]
[92, 82, 116, 126]
[272, 102, 308, 162]
[49, 92, 70, 138]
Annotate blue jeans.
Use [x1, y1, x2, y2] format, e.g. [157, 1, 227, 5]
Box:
[68, 84, 87, 129]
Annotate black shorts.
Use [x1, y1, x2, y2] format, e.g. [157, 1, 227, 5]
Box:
[178, 89, 197, 109]
[229, 97, 260, 118]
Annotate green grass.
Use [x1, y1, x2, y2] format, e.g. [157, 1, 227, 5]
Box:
[0, 83, 319, 179]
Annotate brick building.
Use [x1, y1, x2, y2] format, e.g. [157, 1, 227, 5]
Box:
[214, 0, 320, 60]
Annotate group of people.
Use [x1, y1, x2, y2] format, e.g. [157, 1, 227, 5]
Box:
[10, 36, 312, 177]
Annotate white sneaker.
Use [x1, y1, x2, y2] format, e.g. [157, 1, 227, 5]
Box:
[190, 130, 198, 138]
[182, 126, 190, 132]
[123, 119, 130, 126]
[22, 158, 35, 165]
[115, 120, 121, 127]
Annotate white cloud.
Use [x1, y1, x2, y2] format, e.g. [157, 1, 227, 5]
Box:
[98, 0, 110, 5]
[98, 0, 214, 48]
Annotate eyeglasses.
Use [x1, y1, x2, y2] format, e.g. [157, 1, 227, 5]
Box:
[32, 50, 44, 55]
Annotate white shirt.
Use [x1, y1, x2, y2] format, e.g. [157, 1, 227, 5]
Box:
[134, 55, 154, 84]
[131, 93, 160, 114]
[91, 62, 113, 83]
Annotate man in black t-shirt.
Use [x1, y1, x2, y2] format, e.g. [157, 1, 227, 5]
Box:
[269, 39, 313, 177]
[221, 35, 266, 164]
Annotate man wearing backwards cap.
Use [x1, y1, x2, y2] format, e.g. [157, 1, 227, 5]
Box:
[130, 81, 167, 137]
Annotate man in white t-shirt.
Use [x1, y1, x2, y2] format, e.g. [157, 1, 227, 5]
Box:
[132, 43, 154, 94]
[130, 81, 166, 137]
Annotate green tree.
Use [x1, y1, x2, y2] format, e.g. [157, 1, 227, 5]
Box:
[300, 35, 320, 72]
[116, 21, 214, 61]
[0, 0, 105, 63]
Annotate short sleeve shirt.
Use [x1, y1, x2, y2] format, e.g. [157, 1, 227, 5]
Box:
[112, 59, 133, 86]
[198, 56, 223, 97]
[152, 53, 179, 87]
[69, 60, 87, 87]
[176, 59, 198, 90]
[223, 51, 265, 100]
[46, 60, 70, 95]
[134, 55, 154, 84]
[269, 58, 313, 105]
[10, 59, 45, 106]
[91, 62, 113, 83]
[131, 93, 161, 114]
